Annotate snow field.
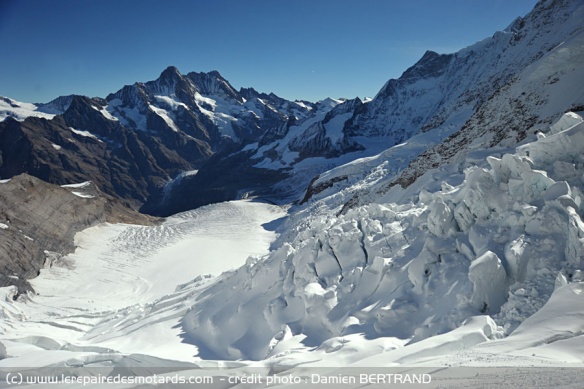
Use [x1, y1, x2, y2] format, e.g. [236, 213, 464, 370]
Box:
[0, 98, 57, 122]
[1, 112, 583, 387]
[0, 200, 286, 365]
[0, 116, 582, 388]
[178, 112, 584, 366]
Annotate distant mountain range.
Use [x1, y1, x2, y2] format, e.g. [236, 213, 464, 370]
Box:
[1, 0, 583, 289]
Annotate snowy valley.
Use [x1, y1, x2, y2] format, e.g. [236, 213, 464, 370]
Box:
[1, 0, 584, 387]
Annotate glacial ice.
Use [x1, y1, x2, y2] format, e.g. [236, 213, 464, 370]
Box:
[179, 112, 584, 359]
[0, 113, 583, 378]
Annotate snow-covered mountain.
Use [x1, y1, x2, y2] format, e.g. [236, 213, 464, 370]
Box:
[303, 0, 584, 211]
[1, 112, 583, 386]
[151, 0, 584, 216]
[1, 0, 584, 386]
[344, 0, 582, 144]
[4, 0, 581, 217]
[0, 67, 316, 208]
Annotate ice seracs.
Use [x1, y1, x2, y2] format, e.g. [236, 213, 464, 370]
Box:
[173, 111, 584, 362]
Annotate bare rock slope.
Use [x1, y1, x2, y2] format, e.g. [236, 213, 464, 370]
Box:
[0, 174, 155, 293]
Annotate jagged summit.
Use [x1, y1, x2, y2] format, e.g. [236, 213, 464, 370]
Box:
[37, 94, 74, 114]
[206, 69, 223, 78]
[186, 69, 241, 102]
[399, 50, 453, 81]
[159, 65, 182, 80]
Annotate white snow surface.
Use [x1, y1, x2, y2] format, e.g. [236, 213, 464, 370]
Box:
[0, 97, 57, 122]
[69, 127, 103, 142]
[1, 2, 584, 384]
[193, 92, 242, 140]
[192, 112, 582, 363]
[0, 200, 285, 365]
[92, 105, 118, 122]
[1, 114, 583, 389]
[148, 104, 180, 132]
[60, 181, 93, 189]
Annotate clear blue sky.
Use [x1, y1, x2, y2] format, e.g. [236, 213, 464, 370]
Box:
[0, 0, 538, 104]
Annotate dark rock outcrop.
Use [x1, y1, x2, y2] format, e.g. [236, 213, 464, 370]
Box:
[0, 174, 155, 293]
[141, 147, 288, 217]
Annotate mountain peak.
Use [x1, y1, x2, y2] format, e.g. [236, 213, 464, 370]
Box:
[185, 70, 241, 102]
[207, 70, 223, 79]
[400, 50, 453, 81]
[159, 66, 182, 81]
[239, 86, 259, 95]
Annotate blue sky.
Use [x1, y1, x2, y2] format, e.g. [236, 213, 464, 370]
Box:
[0, 0, 537, 104]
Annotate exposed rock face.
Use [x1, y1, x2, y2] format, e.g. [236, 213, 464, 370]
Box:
[0, 114, 184, 208]
[0, 68, 311, 210]
[141, 146, 288, 216]
[288, 98, 364, 159]
[0, 174, 154, 293]
[2, 0, 583, 220]
[303, 0, 584, 209]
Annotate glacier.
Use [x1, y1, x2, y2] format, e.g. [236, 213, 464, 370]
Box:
[1, 0, 584, 386]
[1, 112, 583, 387]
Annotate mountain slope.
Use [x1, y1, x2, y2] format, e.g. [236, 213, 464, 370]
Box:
[173, 110, 584, 361]
[305, 0, 584, 210]
[0, 0, 584, 385]
[0, 174, 152, 293]
[0, 69, 312, 209]
[154, 0, 584, 217]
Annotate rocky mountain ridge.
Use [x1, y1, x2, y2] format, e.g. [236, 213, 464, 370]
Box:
[158, 0, 584, 216]
[301, 0, 584, 209]
[1, 0, 583, 292]
[0, 68, 317, 208]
